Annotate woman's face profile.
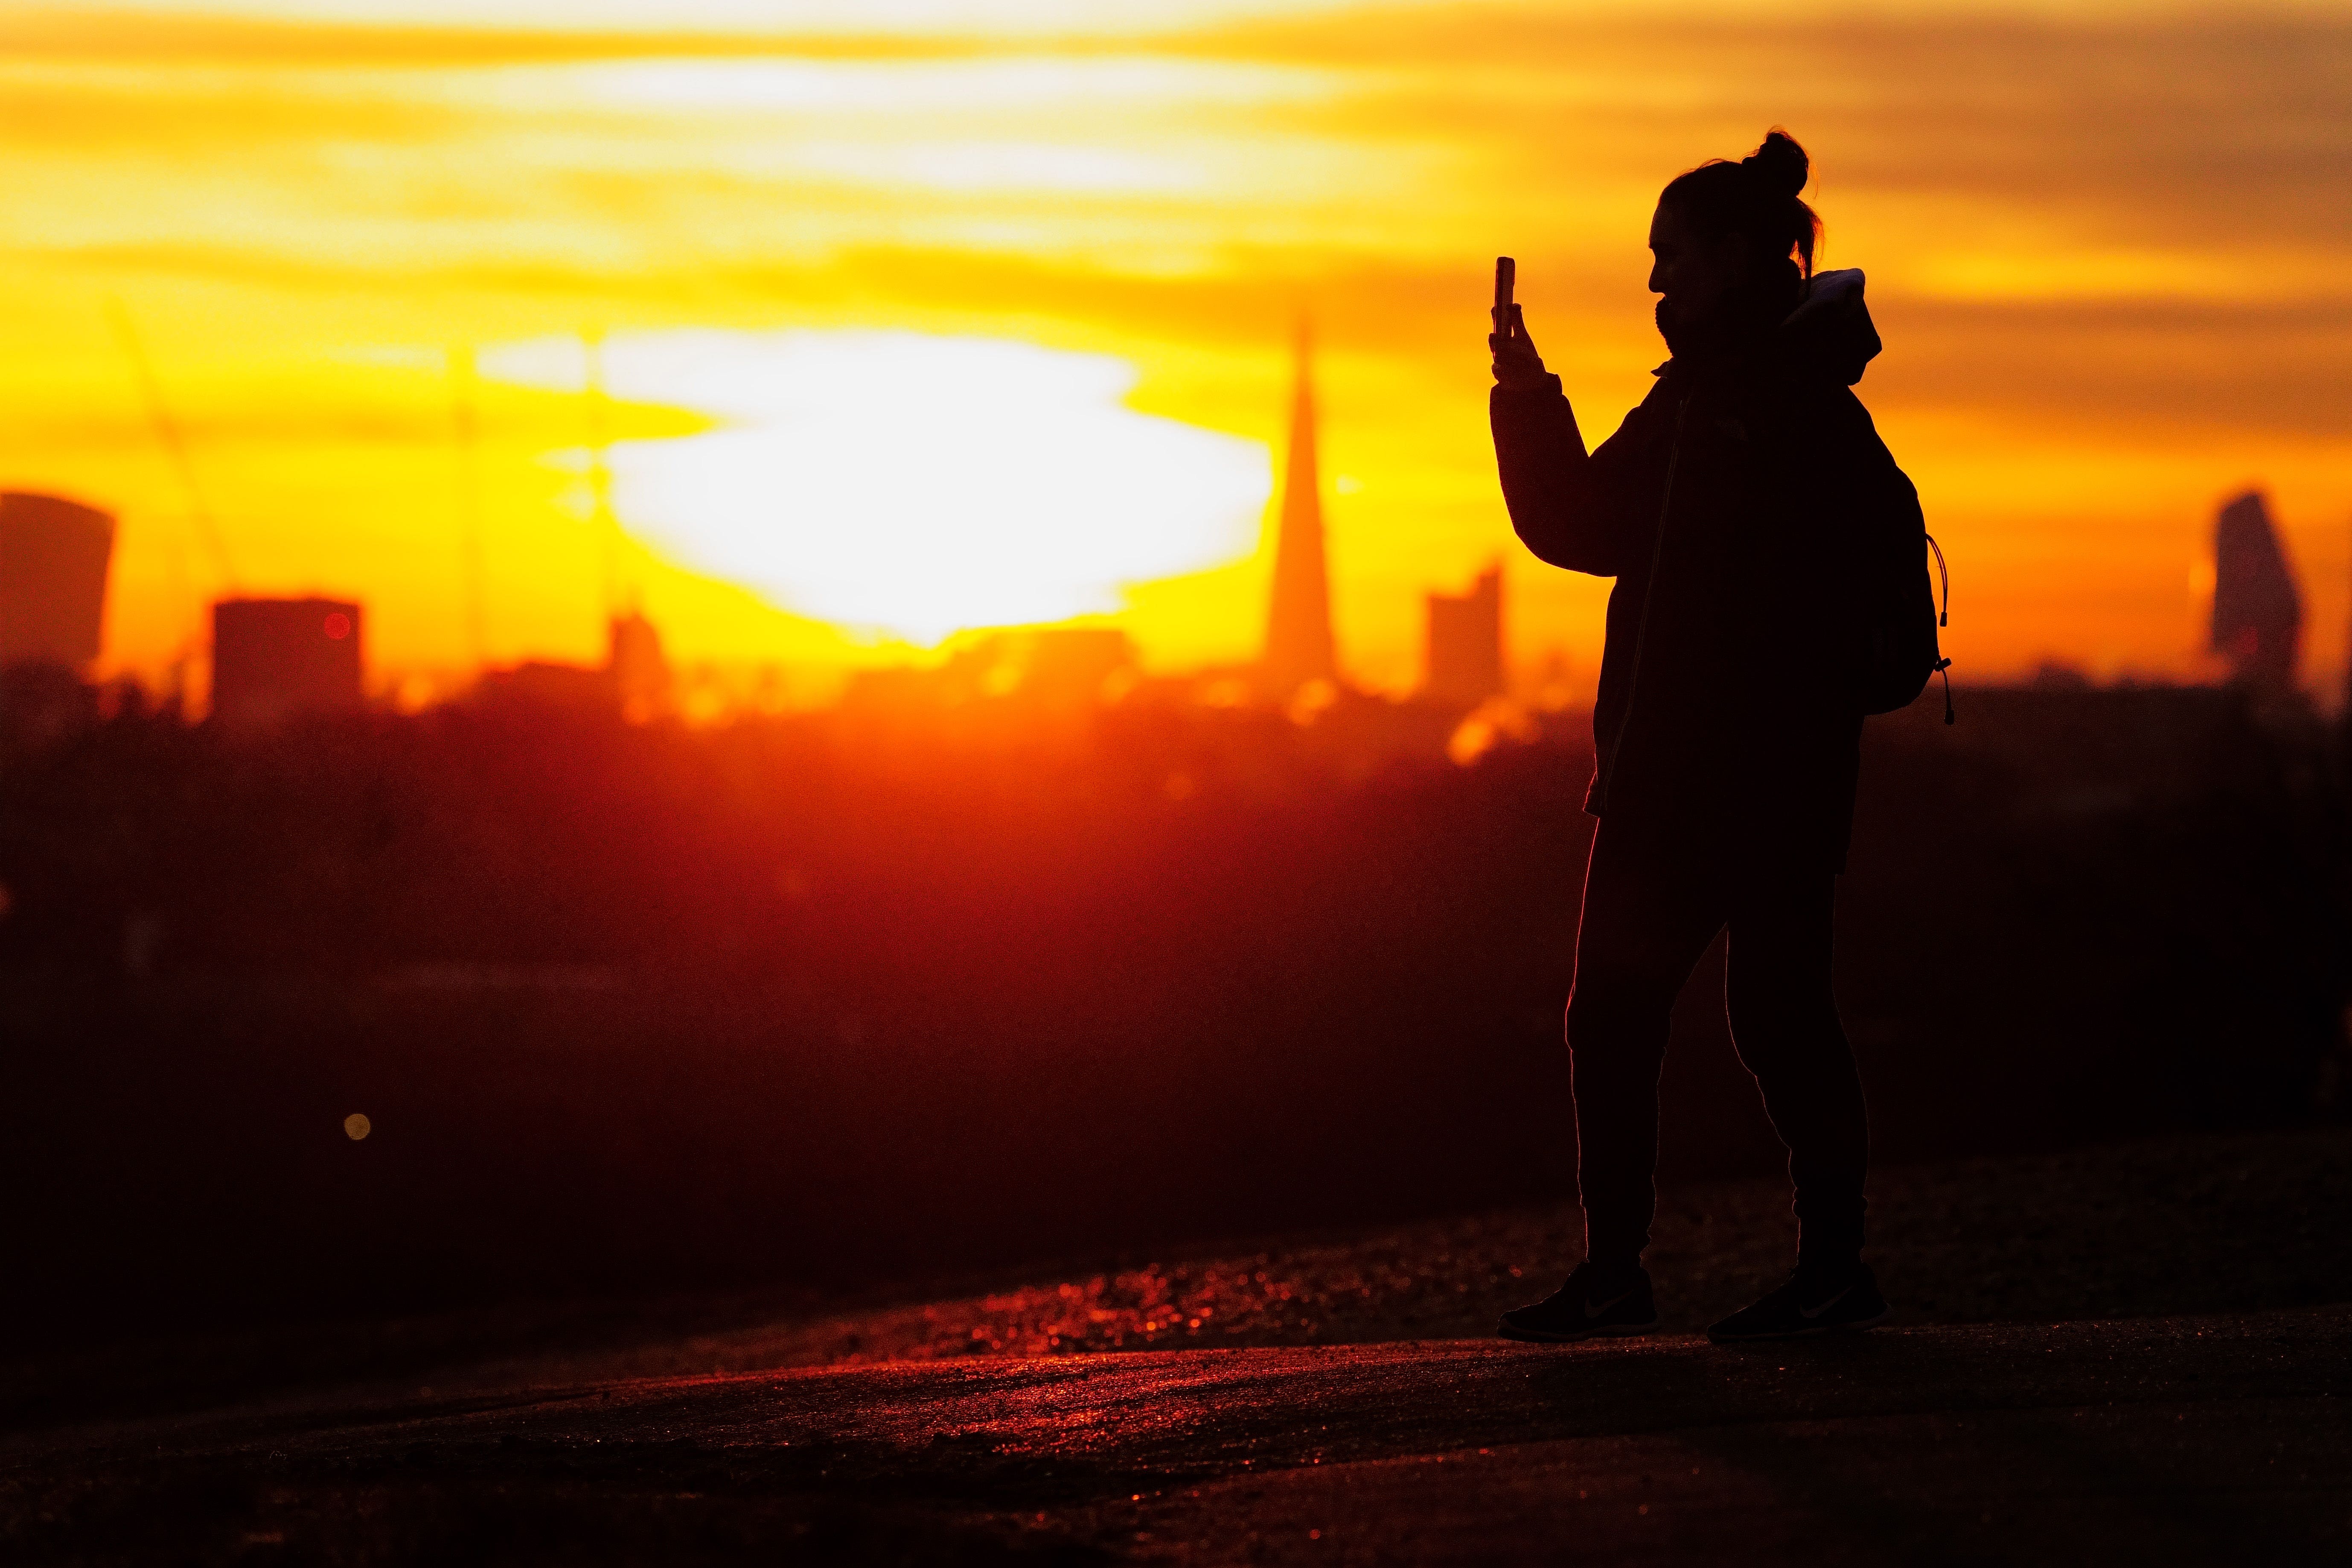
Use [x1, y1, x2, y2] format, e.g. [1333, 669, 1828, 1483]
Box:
[1647, 200, 1749, 324]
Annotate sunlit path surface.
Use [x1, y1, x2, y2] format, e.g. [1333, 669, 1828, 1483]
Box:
[9, 1312, 2349, 1565]
[7, 1130, 2350, 1564]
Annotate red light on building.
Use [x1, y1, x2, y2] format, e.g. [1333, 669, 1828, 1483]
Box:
[212, 597, 363, 727]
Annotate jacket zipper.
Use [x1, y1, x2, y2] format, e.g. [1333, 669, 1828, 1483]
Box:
[1593, 390, 1693, 813]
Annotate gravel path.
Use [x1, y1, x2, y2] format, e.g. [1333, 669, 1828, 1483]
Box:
[448, 1125, 2352, 1387]
[7, 1129, 2349, 1563]
[7, 1309, 2348, 1564]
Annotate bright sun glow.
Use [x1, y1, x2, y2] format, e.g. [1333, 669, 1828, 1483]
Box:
[483, 330, 1271, 644]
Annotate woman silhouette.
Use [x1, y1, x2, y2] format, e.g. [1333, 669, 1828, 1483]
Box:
[1490, 130, 1924, 1343]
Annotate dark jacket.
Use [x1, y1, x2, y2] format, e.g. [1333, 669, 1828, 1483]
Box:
[1490, 268, 1922, 871]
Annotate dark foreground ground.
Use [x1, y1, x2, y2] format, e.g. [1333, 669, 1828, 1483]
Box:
[7, 1128, 2350, 1565]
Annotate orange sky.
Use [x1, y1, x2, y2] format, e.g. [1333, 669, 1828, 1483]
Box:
[3, 2, 2349, 700]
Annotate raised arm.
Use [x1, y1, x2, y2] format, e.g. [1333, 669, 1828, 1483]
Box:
[1488, 304, 1648, 576]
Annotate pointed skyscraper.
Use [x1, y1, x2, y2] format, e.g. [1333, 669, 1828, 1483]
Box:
[2210, 489, 2300, 694]
[1260, 320, 1337, 697]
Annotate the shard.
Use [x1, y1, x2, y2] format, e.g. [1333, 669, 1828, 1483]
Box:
[1260, 322, 1337, 697]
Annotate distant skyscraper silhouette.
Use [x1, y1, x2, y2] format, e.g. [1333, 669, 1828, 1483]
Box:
[607, 609, 670, 720]
[212, 598, 362, 727]
[2343, 521, 2352, 721]
[2210, 490, 2301, 692]
[1425, 565, 1505, 706]
[1260, 322, 1336, 696]
[607, 611, 672, 710]
[0, 492, 113, 670]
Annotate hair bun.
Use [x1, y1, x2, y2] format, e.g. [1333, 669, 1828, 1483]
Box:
[1742, 128, 1809, 198]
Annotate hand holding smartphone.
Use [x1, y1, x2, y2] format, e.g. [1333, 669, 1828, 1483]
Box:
[1489, 255, 1546, 389]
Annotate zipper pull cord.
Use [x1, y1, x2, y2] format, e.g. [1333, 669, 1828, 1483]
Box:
[1926, 531, 1953, 722]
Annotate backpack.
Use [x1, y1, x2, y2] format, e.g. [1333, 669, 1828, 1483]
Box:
[1859, 527, 1953, 722]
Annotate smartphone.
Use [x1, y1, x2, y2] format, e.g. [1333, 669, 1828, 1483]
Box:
[1494, 256, 1515, 313]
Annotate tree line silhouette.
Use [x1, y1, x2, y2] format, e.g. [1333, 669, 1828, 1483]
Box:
[1, 680, 2343, 1339]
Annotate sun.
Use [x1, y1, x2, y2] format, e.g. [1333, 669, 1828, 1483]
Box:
[483, 329, 1271, 646]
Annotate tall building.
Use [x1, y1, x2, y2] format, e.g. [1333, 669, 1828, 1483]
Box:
[608, 609, 670, 719]
[0, 492, 114, 670]
[2343, 522, 2352, 722]
[2210, 490, 2300, 693]
[1260, 322, 1336, 697]
[212, 598, 363, 727]
[1425, 565, 1505, 706]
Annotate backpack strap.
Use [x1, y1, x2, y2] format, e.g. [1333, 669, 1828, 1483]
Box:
[1927, 531, 1953, 724]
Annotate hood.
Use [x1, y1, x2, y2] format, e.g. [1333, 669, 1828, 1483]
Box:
[1779, 267, 1881, 387]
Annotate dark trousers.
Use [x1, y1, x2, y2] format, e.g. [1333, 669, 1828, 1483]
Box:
[1566, 819, 1869, 1270]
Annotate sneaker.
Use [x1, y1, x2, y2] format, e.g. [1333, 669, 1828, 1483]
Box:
[1498, 1261, 1658, 1343]
[1706, 1264, 1889, 1343]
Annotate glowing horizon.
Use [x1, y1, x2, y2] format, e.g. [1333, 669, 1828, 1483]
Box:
[3, 3, 2348, 696]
